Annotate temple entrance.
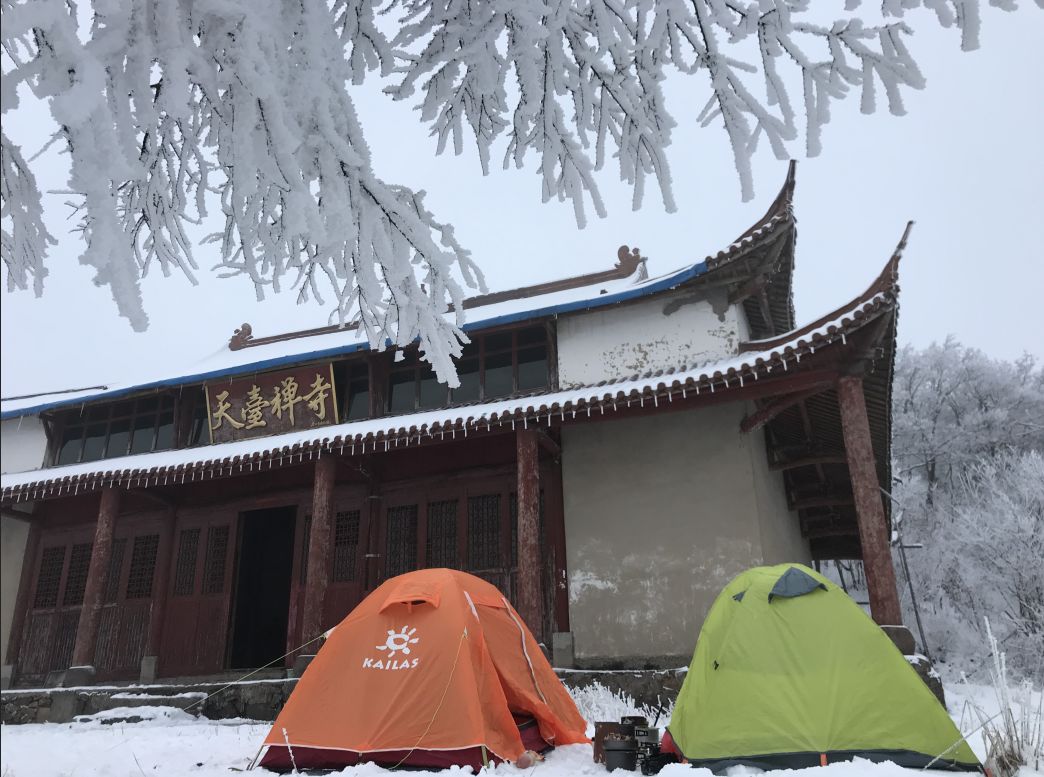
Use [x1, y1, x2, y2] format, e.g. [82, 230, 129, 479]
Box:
[229, 506, 297, 669]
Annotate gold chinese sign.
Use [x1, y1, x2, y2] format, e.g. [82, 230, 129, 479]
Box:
[205, 364, 339, 444]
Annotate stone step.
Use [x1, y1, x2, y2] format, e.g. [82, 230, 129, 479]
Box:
[74, 703, 201, 726]
[90, 691, 207, 711]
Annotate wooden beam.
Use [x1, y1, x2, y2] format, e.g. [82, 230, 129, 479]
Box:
[128, 488, 177, 509]
[537, 429, 561, 459]
[515, 429, 542, 636]
[740, 387, 828, 433]
[727, 274, 767, 306]
[72, 487, 121, 667]
[770, 454, 848, 471]
[803, 525, 860, 539]
[757, 288, 775, 334]
[302, 456, 337, 642]
[837, 375, 903, 626]
[792, 496, 854, 510]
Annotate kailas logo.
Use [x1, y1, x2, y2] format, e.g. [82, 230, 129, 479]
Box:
[362, 626, 421, 670]
[377, 626, 418, 656]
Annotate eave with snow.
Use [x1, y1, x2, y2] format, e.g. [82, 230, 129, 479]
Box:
[0, 164, 908, 686]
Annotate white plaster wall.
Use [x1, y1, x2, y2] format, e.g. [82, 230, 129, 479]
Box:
[1, 417, 48, 474]
[557, 289, 742, 386]
[561, 402, 809, 666]
[1, 513, 30, 665]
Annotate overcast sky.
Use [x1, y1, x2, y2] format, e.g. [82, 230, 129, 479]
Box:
[2, 7, 1042, 399]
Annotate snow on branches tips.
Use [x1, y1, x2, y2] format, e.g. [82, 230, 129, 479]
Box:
[0, 1, 1035, 377]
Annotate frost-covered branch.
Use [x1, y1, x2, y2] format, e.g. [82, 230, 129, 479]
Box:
[1, 130, 53, 294]
[0, 0, 1036, 371]
[388, 0, 1029, 204]
[1, 0, 484, 380]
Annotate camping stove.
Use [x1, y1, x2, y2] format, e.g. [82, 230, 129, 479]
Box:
[634, 726, 660, 770]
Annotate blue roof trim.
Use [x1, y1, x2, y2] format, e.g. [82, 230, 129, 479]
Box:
[2, 259, 710, 420]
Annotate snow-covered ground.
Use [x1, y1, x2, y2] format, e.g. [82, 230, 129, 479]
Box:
[0, 682, 1038, 777]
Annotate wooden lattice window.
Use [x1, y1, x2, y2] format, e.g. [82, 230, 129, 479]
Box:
[203, 525, 230, 594]
[332, 510, 361, 582]
[426, 500, 458, 569]
[385, 505, 418, 579]
[33, 547, 66, 609]
[103, 539, 127, 603]
[468, 494, 501, 570]
[172, 528, 200, 596]
[62, 543, 93, 607]
[125, 534, 159, 599]
[299, 514, 312, 584]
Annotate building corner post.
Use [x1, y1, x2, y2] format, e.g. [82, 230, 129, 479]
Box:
[837, 375, 903, 626]
[71, 487, 122, 670]
[302, 456, 337, 643]
[515, 428, 542, 636]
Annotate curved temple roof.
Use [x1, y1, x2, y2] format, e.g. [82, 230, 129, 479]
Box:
[0, 164, 797, 421]
[1, 243, 903, 506]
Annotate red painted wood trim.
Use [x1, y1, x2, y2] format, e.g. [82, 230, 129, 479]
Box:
[228, 249, 645, 351]
[515, 429, 542, 634]
[72, 487, 121, 666]
[837, 376, 902, 626]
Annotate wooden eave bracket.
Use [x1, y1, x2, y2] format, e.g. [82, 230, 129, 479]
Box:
[739, 386, 829, 434]
[770, 453, 848, 471]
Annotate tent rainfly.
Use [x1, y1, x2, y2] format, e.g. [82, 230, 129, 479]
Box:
[667, 564, 981, 773]
[258, 568, 588, 771]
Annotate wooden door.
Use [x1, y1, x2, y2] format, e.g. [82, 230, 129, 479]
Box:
[93, 518, 166, 682]
[159, 512, 234, 677]
[320, 504, 367, 627]
[16, 529, 93, 685]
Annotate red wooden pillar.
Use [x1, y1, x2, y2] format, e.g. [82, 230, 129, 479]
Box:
[515, 428, 542, 634]
[71, 488, 121, 667]
[145, 507, 177, 660]
[837, 376, 903, 626]
[302, 456, 336, 642]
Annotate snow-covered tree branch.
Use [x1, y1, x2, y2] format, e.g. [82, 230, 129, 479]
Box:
[891, 340, 1044, 677]
[0, 1, 1037, 377]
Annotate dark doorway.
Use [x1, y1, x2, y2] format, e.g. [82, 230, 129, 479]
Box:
[229, 506, 297, 669]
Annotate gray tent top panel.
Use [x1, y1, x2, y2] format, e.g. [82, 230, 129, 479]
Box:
[768, 567, 827, 602]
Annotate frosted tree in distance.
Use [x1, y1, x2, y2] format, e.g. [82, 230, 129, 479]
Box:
[0, 0, 1037, 379]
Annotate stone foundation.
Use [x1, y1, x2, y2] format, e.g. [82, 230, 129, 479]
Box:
[2, 659, 944, 725]
[2, 669, 685, 725]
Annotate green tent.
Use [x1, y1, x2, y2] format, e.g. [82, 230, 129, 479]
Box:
[667, 564, 980, 772]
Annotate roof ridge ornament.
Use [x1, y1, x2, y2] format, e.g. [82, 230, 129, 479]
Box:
[229, 323, 254, 350]
[616, 245, 648, 283]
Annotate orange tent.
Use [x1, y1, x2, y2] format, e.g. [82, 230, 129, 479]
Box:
[259, 568, 589, 771]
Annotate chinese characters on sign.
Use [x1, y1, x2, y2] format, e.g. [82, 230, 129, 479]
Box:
[205, 364, 339, 444]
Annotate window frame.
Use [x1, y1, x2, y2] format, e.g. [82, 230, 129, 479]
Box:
[49, 393, 179, 467]
[380, 322, 554, 414]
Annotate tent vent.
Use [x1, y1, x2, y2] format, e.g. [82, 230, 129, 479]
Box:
[768, 567, 826, 602]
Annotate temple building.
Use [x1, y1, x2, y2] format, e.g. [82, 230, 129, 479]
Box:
[0, 164, 908, 687]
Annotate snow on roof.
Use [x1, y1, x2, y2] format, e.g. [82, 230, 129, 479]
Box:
[1, 270, 895, 504]
[0, 169, 795, 421]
